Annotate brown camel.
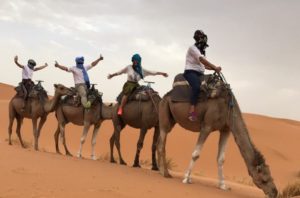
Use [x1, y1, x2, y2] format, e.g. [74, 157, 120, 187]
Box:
[157, 74, 278, 198]
[109, 88, 160, 170]
[54, 88, 114, 160]
[8, 83, 73, 150]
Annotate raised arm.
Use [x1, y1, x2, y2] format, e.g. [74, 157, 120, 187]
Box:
[14, 55, 24, 69]
[90, 54, 104, 68]
[34, 63, 48, 71]
[199, 57, 222, 72]
[54, 61, 69, 72]
[143, 68, 168, 78]
[107, 66, 127, 79]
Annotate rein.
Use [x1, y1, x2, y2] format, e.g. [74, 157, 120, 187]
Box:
[216, 72, 235, 130]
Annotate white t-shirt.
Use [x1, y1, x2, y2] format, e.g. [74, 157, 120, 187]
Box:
[67, 65, 92, 84]
[116, 65, 156, 82]
[185, 45, 205, 73]
[22, 65, 34, 80]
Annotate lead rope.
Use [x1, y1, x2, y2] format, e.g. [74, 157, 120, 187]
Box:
[149, 91, 158, 113]
[218, 72, 235, 130]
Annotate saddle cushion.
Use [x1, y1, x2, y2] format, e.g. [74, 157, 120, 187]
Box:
[170, 73, 222, 102]
[116, 85, 158, 104]
[61, 87, 102, 107]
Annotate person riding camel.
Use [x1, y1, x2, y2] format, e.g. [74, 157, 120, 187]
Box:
[107, 53, 168, 116]
[54, 54, 103, 109]
[14, 55, 48, 104]
[184, 30, 222, 121]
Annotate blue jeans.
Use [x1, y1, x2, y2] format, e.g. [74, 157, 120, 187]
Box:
[183, 70, 203, 105]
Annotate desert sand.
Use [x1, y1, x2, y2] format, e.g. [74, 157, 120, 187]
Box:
[1, 82, 300, 198]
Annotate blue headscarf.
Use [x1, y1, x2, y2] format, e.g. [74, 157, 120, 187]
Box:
[75, 56, 90, 88]
[131, 54, 143, 79]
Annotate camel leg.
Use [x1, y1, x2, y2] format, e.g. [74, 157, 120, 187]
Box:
[77, 122, 91, 158]
[157, 129, 171, 177]
[8, 111, 15, 146]
[157, 98, 175, 177]
[16, 117, 25, 148]
[133, 128, 147, 168]
[59, 123, 72, 156]
[109, 132, 117, 163]
[91, 123, 101, 160]
[182, 128, 210, 184]
[54, 124, 61, 154]
[32, 118, 39, 151]
[114, 124, 127, 165]
[151, 125, 160, 171]
[36, 116, 47, 143]
[217, 129, 230, 190]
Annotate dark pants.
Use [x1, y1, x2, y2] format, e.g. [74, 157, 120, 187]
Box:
[183, 70, 203, 105]
[21, 79, 34, 100]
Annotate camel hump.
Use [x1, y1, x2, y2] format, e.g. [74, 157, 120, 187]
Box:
[170, 73, 224, 102]
[116, 85, 159, 104]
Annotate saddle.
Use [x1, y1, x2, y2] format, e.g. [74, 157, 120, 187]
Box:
[116, 85, 158, 104]
[14, 81, 48, 101]
[61, 85, 103, 107]
[170, 73, 224, 102]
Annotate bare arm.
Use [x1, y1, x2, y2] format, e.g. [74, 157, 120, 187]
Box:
[14, 55, 24, 69]
[107, 66, 127, 79]
[34, 63, 48, 71]
[90, 54, 104, 68]
[54, 61, 69, 72]
[155, 72, 168, 77]
[143, 69, 168, 77]
[199, 57, 222, 72]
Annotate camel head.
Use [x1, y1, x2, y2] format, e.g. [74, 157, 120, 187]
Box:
[54, 84, 73, 96]
[251, 150, 278, 198]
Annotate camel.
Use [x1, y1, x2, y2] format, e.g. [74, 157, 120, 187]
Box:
[8, 83, 73, 150]
[54, 86, 114, 160]
[157, 73, 278, 198]
[109, 87, 160, 170]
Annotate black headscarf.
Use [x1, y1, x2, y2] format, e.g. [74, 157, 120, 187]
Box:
[193, 30, 209, 56]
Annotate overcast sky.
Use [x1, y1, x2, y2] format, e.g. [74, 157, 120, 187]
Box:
[0, 0, 299, 121]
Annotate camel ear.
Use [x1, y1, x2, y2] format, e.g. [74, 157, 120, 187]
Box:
[54, 84, 58, 88]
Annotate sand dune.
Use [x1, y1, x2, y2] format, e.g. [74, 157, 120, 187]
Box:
[1, 83, 299, 197]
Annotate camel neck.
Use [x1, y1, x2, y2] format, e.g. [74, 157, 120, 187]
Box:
[44, 93, 60, 113]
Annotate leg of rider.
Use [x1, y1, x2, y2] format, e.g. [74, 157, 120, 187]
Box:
[77, 84, 90, 108]
[118, 95, 128, 115]
[183, 70, 200, 115]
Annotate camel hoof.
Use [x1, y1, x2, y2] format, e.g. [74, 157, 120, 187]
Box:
[91, 155, 97, 161]
[152, 166, 159, 171]
[56, 151, 62, 155]
[160, 171, 172, 178]
[182, 177, 192, 184]
[132, 163, 141, 168]
[219, 184, 230, 191]
[66, 152, 73, 157]
[77, 153, 82, 158]
[120, 161, 127, 166]
[110, 159, 117, 163]
[8, 142, 12, 145]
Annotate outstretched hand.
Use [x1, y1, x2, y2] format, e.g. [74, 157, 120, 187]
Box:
[100, 54, 104, 60]
[14, 55, 18, 62]
[45, 63, 48, 67]
[107, 74, 113, 79]
[162, 72, 168, 77]
[54, 61, 59, 67]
